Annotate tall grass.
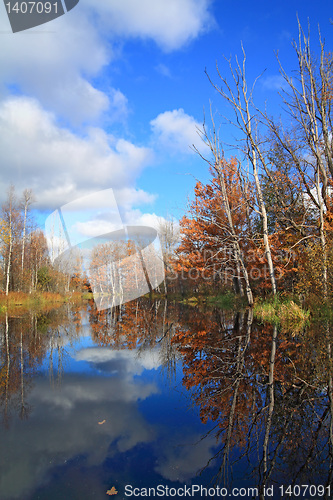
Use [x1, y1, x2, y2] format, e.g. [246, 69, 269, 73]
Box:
[0, 291, 86, 315]
[254, 297, 310, 334]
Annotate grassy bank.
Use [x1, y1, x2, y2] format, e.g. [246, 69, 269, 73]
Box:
[253, 297, 310, 334]
[0, 291, 88, 315]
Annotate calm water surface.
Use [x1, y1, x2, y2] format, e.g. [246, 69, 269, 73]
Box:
[0, 299, 332, 499]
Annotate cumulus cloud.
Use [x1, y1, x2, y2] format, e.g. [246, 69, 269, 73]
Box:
[54, 210, 170, 244]
[43, 186, 160, 246]
[118, 208, 170, 231]
[83, 0, 215, 52]
[150, 108, 204, 154]
[115, 187, 157, 208]
[0, 7, 111, 123]
[0, 0, 214, 123]
[0, 373, 157, 499]
[0, 96, 153, 209]
[0, 0, 216, 233]
[75, 347, 162, 374]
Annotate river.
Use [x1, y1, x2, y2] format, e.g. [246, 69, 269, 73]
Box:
[0, 298, 332, 499]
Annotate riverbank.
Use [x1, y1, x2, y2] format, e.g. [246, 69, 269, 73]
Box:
[163, 291, 313, 330]
[0, 291, 89, 315]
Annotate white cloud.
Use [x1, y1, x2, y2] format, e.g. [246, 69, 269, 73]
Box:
[108, 88, 130, 123]
[0, 0, 214, 124]
[83, 0, 214, 52]
[0, 96, 153, 209]
[0, 374, 157, 499]
[261, 74, 288, 91]
[76, 347, 162, 374]
[115, 187, 157, 209]
[0, 0, 216, 225]
[0, 7, 111, 123]
[150, 108, 204, 154]
[73, 219, 121, 238]
[59, 209, 167, 245]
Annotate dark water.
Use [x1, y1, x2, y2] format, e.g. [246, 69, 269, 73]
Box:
[0, 299, 332, 499]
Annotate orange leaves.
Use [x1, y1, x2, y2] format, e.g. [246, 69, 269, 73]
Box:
[175, 157, 254, 295]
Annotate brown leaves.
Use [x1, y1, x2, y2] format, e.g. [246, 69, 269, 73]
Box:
[106, 486, 118, 495]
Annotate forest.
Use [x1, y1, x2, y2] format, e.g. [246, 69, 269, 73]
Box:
[0, 22, 332, 309]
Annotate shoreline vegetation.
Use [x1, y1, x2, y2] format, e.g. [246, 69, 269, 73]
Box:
[0, 290, 316, 335]
[0, 291, 91, 315]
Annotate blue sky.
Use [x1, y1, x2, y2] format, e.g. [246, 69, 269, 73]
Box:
[0, 0, 332, 238]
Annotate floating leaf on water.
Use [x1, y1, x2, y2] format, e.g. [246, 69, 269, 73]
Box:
[106, 486, 118, 495]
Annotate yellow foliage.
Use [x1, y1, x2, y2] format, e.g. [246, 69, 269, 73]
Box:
[0, 218, 10, 244]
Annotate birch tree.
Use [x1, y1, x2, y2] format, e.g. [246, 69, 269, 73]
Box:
[2, 186, 22, 295]
[263, 19, 333, 298]
[206, 48, 277, 295]
[195, 117, 254, 305]
[20, 188, 35, 290]
[157, 217, 179, 295]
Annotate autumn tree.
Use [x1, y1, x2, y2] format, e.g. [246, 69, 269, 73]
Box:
[1, 186, 22, 295]
[182, 19, 333, 300]
[195, 113, 255, 304]
[20, 189, 35, 291]
[177, 158, 255, 302]
[205, 48, 278, 295]
[157, 217, 179, 295]
[256, 20, 333, 299]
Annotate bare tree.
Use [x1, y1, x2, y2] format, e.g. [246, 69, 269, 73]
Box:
[195, 116, 254, 306]
[157, 217, 179, 295]
[205, 47, 277, 295]
[20, 188, 35, 291]
[262, 19, 333, 298]
[2, 186, 22, 295]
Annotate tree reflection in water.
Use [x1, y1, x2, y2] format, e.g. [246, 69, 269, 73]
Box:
[171, 305, 333, 495]
[0, 299, 332, 498]
[0, 304, 83, 427]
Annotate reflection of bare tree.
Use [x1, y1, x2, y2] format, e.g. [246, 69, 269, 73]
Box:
[0, 303, 83, 427]
[88, 298, 181, 377]
[214, 309, 253, 485]
[3, 313, 10, 426]
[171, 306, 256, 486]
[171, 304, 333, 492]
[48, 330, 66, 388]
[2, 298, 333, 493]
[156, 299, 179, 379]
[19, 327, 31, 420]
[259, 323, 277, 496]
